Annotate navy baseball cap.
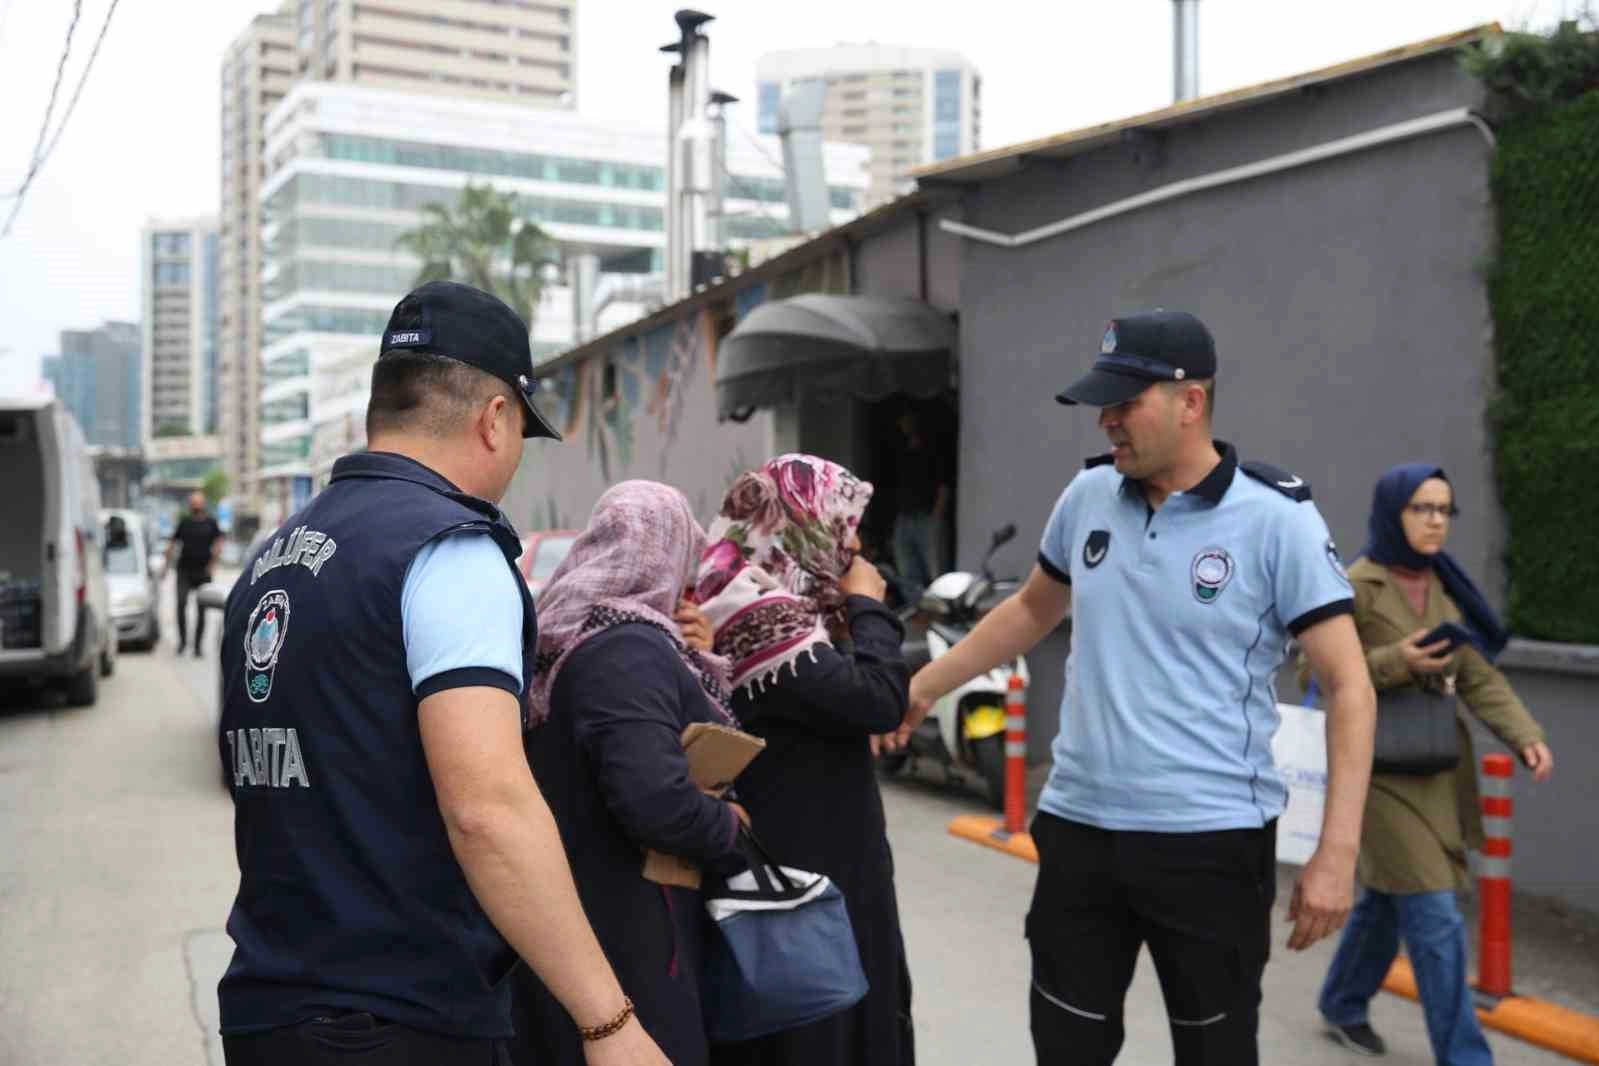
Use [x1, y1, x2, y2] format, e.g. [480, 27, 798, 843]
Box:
[379, 280, 561, 440]
[1057, 310, 1217, 407]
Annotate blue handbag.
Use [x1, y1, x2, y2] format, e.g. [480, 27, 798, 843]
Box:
[702, 833, 870, 1043]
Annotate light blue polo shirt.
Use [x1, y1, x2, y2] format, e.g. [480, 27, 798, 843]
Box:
[1036, 444, 1353, 833]
[401, 531, 526, 697]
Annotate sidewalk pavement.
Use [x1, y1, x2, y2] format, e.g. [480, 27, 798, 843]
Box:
[887, 760, 1598, 1065]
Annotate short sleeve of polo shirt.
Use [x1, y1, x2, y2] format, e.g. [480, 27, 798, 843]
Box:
[1037, 479, 1079, 585]
[1272, 500, 1355, 637]
[401, 531, 525, 700]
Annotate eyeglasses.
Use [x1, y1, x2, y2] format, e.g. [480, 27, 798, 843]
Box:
[1405, 503, 1459, 521]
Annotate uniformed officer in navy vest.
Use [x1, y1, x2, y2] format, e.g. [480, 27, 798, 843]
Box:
[889, 311, 1378, 1065]
[218, 281, 671, 1066]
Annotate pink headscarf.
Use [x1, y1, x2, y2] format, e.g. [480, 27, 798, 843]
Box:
[693, 455, 874, 696]
[527, 480, 732, 729]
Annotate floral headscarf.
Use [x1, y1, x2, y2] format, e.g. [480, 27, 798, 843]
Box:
[527, 480, 732, 728]
[694, 455, 873, 696]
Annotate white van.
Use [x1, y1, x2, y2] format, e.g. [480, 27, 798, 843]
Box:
[0, 397, 117, 705]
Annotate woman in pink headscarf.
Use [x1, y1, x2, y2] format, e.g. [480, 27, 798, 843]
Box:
[509, 480, 748, 1066]
[694, 455, 915, 1066]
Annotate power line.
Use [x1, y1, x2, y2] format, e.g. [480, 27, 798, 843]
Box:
[4, 0, 124, 237]
[3, 0, 83, 206]
[723, 116, 794, 228]
[730, 115, 789, 176]
[37, 0, 123, 171]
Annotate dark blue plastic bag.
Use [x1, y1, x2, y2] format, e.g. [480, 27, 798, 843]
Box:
[702, 834, 869, 1043]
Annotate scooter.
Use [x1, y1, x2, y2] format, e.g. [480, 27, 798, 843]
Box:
[879, 524, 1027, 809]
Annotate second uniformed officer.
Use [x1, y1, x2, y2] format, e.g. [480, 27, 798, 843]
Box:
[889, 310, 1377, 1065]
[217, 281, 670, 1065]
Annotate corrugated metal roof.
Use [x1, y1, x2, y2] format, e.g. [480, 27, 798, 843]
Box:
[909, 24, 1498, 186]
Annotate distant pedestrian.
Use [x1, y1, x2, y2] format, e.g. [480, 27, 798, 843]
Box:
[1311, 463, 1554, 1064]
[889, 412, 949, 599]
[165, 491, 222, 656]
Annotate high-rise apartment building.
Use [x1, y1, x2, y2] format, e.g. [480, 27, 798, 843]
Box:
[44, 322, 142, 451]
[757, 45, 981, 206]
[219, 0, 577, 522]
[291, 0, 576, 106]
[219, 7, 297, 520]
[140, 218, 220, 441]
[253, 80, 868, 524]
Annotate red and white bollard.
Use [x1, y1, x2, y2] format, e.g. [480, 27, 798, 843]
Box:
[1004, 674, 1028, 835]
[1478, 752, 1515, 998]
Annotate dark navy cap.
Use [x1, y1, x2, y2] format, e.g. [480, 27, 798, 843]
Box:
[1057, 310, 1217, 407]
[379, 280, 561, 440]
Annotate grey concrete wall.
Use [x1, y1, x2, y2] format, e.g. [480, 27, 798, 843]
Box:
[504, 312, 775, 534]
[852, 216, 924, 302]
[925, 207, 964, 312]
[850, 208, 964, 313]
[948, 55, 1500, 763]
[1470, 651, 1599, 908]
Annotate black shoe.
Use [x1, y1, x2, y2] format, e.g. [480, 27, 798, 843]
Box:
[194, 645, 204, 658]
[1326, 1021, 1386, 1056]
[175, 641, 186, 654]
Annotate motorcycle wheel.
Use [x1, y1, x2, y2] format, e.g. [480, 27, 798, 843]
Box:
[974, 734, 1007, 811]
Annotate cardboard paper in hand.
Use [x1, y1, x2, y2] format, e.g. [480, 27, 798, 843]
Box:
[681, 722, 766, 792]
[643, 723, 767, 889]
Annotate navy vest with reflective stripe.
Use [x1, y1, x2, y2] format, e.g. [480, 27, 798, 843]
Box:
[217, 452, 535, 1038]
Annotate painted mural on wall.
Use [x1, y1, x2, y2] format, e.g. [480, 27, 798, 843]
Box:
[503, 307, 776, 536]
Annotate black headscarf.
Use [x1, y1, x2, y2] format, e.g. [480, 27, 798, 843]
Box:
[1361, 463, 1508, 661]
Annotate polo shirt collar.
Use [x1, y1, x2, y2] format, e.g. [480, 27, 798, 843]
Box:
[332, 451, 462, 494]
[1118, 441, 1239, 505]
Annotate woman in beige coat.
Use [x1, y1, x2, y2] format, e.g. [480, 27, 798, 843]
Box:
[1308, 464, 1553, 1064]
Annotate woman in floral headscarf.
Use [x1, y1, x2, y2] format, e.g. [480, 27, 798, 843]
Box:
[695, 455, 916, 1066]
[510, 480, 749, 1066]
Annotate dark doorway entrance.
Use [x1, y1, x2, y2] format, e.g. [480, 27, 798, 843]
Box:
[860, 390, 958, 607]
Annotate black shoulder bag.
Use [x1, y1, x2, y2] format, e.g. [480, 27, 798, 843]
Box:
[1373, 682, 1460, 775]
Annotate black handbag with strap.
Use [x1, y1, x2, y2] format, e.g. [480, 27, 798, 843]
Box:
[1373, 685, 1460, 775]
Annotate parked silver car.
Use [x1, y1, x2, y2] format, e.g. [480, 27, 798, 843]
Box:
[101, 509, 161, 651]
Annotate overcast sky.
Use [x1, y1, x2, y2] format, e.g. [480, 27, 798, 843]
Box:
[0, 0, 1575, 390]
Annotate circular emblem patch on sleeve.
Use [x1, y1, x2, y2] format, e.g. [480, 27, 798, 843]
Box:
[1326, 539, 1349, 581]
[1191, 548, 1235, 604]
[244, 590, 291, 703]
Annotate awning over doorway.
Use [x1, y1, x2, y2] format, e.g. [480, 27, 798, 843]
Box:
[715, 294, 955, 420]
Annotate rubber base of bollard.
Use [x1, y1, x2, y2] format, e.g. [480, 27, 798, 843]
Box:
[948, 815, 1039, 863]
[1383, 957, 1599, 1063]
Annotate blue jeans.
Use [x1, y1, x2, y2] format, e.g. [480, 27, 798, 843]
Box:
[1319, 889, 1493, 1065]
[892, 512, 938, 600]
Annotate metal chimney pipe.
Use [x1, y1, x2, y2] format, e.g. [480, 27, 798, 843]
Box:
[663, 52, 685, 300]
[1173, 0, 1199, 102]
[709, 90, 738, 252]
[676, 10, 715, 291]
[569, 253, 601, 343]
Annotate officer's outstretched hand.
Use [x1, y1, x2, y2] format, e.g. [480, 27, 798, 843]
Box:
[1286, 846, 1355, 951]
[876, 670, 937, 755]
[583, 1016, 672, 1065]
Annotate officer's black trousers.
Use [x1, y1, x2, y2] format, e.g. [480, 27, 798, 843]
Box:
[1026, 812, 1277, 1066]
[223, 1013, 512, 1066]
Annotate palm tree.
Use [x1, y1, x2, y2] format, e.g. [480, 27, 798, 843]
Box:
[394, 182, 556, 326]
